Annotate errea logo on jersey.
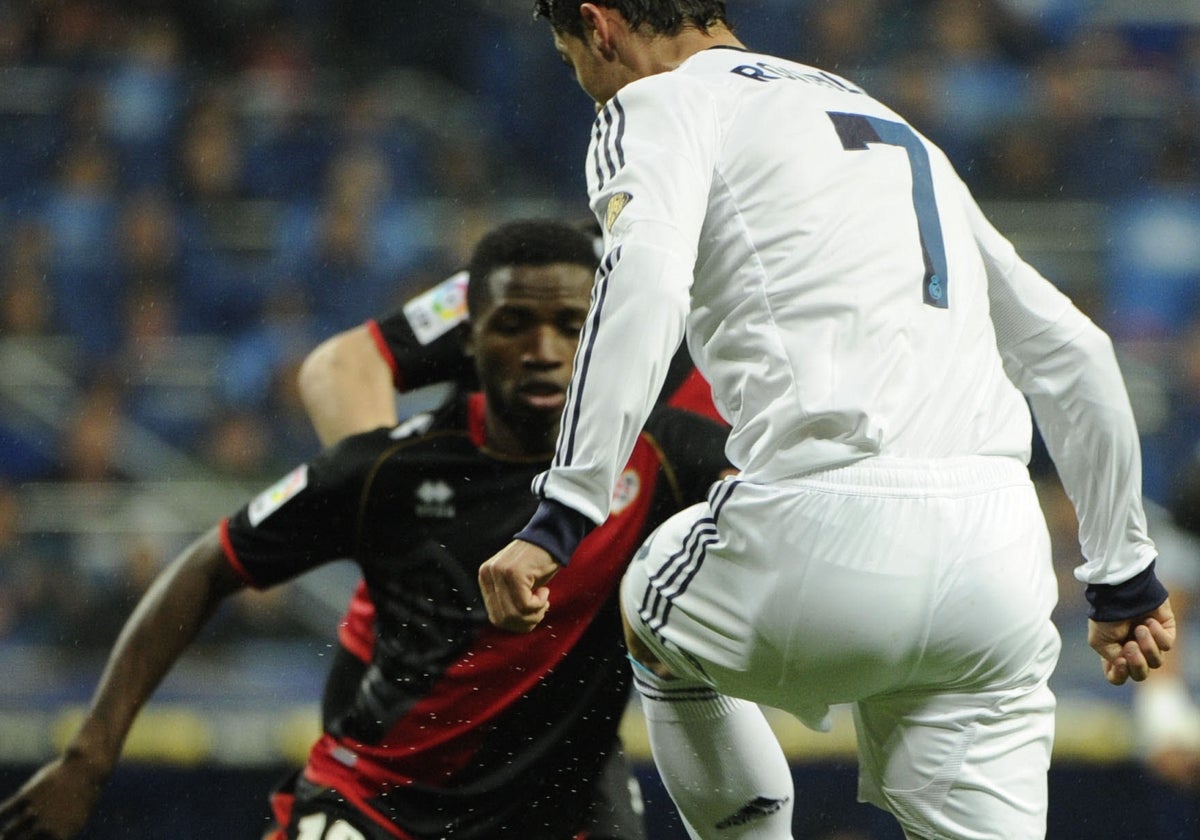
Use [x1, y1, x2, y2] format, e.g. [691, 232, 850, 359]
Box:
[610, 468, 641, 515]
[415, 479, 455, 518]
[247, 464, 308, 527]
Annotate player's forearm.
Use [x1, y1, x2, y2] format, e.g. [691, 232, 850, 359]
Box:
[536, 235, 690, 525]
[298, 326, 398, 446]
[65, 528, 243, 778]
[1022, 324, 1155, 583]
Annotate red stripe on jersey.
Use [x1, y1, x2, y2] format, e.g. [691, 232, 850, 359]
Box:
[667, 367, 724, 424]
[267, 787, 293, 838]
[336, 580, 375, 663]
[467, 392, 487, 449]
[308, 437, 660, 795]
[366, 319, 403, 390]
[218, 518, 259, 587]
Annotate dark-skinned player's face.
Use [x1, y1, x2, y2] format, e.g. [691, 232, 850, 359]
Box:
[466, 262, 594, 453]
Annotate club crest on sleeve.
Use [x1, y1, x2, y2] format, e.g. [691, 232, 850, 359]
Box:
[609, 468, 641, 515]
[605, 192, 632, 231]
[248, 464, 309, 527]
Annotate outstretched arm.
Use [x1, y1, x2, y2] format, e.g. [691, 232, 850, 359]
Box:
[0, 527, 246, 840]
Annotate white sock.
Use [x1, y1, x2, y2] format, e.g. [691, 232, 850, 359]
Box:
[631, 662, 795, 839]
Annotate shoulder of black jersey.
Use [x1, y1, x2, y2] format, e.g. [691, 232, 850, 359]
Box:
[638, 406, 732, 506]
[644, 403, 724, 436]
[383, 387, 471, 442]
[313, 394, 475, 492]
[656, 346, 698, 404]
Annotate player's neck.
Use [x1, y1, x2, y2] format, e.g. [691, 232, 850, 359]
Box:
[483, 413, 556, 460]
[633, 23, 744, 74]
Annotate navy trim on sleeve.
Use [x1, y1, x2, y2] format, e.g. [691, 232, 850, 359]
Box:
[515, 499, 596, 567]
[1085, 559, 1169, 622]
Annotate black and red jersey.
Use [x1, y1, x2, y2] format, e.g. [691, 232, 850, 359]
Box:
[333, 312, 724, 671]
[220, 390, 730, 839]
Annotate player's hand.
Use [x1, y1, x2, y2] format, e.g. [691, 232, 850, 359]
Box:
[0, 754, 105, 840]
[478, 540, 561, 633]
[1088, 598, 1176, 686]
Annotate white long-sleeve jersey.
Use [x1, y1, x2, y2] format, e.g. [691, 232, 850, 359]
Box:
[531, 47, 1155, 588]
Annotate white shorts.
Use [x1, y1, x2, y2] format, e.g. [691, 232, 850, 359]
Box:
[621, 456, 1061, 840]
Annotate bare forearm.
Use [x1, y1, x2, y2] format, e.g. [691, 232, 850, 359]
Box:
[66, 528, 242, 777]
[298, 326, 398, 446]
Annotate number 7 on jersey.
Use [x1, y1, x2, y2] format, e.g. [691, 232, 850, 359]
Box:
[828, 112, 949, 308]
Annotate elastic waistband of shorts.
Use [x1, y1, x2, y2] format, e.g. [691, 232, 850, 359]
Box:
[776, 455, 1031, 497]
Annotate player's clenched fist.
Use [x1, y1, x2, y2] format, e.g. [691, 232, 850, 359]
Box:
[1088, 598, 1176, 686]
[478, 539, 561, 633]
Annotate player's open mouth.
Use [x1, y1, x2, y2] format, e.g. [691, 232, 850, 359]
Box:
[518, 382, 566, 410]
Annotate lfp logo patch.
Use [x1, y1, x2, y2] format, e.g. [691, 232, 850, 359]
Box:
[403, 270, 469, 345]
[248, 464, 309, 526]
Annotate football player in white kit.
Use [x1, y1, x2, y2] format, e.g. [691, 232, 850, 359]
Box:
[478, 3, 1177, 838]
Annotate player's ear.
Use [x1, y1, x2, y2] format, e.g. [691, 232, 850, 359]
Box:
[580, 3, 617, 58]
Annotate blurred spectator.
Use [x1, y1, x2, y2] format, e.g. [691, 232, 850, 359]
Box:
[41, 137, 121, 356]
[201, 408, 279, 481]
[53, 368, 130, 483]
[0, 1, 35, 67]
[274, 143, 428, 337]
[792, 0, 894, 81]
[1103, 118, 1200, 343]
[995, 0, 1090, 47]
[0, 220, 53, 338]
[326, 0, 478, 81]
[912, 0, 1033, 171]
[216, 287, 321, 469]
[114, 188, 180, 294]
[103, 14, 185, 189]
[171, 85, 263, 335]
[0, 222, 58, 482]
[174, 86, 243, 205]
[0, 480, 75, 643]
[118, 280, 220, 448]
[37, 0, 115, 71]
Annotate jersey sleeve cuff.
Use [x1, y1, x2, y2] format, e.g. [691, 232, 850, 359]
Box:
[219, 518, 261, 588]
[365, 318, 404, 390]
[514, 499, 596, 567]
[1085, 559, 1169, 622]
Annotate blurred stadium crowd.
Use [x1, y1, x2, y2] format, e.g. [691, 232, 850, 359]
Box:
[0, 0, 1199, 675]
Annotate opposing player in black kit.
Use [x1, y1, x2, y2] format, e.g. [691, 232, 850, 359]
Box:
[0, 219, 732, 840]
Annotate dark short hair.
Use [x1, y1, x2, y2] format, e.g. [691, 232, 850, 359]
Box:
[532, 0, 728, 39]
[466, 219, 598, 316]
